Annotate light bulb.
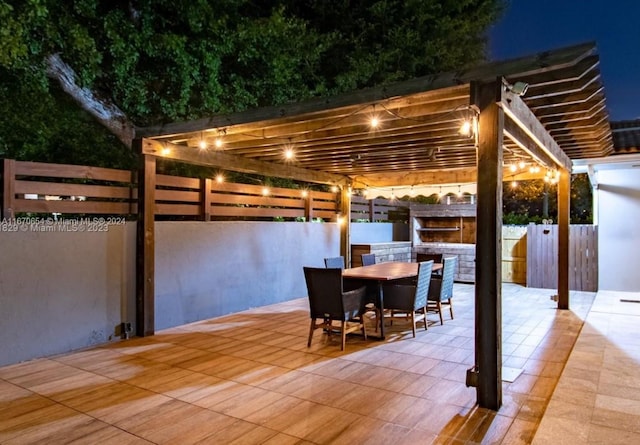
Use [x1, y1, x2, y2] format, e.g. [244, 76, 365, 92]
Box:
[459, 120, 472, 136]
[370, 116, 379, 128]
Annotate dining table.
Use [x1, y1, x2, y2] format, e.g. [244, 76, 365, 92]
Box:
[342, 261, 442, 339]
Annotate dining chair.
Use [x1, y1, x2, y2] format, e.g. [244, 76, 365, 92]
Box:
[303, 267, 368, 350]
[427, 256, 457, 324]
[361, 253, 376, 266]
[324, 256, 345, 269]
[381, 260, 433, 338]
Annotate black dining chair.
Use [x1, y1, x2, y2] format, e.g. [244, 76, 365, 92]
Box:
[381, 260, 433, 338]
[361, 253, 376, 266]
[324, 256, 345, 269]
[428, 256, 457, 324]
[303, 267, 368, 350]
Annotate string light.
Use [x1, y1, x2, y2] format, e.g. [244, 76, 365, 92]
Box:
[262, 187, 270, 196]
[459, 120, 472, 136]
[511, 180, 518, 188]
[161, 146, 171, 156]
[301, 190, 308, 198]
[331, 185, 339, 193]
[284, 147, 295, 160]
[370, 116, 380, 128]
[214, 138, 223, 148]
[509, 164, 517, 172]
[198, 139, 207, 150]
[215, 173, 224, 183]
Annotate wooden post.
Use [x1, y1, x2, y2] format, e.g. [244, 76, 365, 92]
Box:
[201, 178, 212, 221]
[2, 159, 15, 220]
[135, 139, 156, 337]
[305, 193, 314, 221]
[339, 187, 352, 267]
[557, 168, 570, 309]
[472, 79, 503, 410]
[369, 199, 375, 222]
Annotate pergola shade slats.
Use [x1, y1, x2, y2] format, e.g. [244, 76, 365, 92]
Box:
[139, 42, 612, 188]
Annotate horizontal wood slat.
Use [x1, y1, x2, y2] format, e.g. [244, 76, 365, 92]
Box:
[14, 181, 135, 200]
[14, 161, 133, 183]
[14, 199, 134, 215]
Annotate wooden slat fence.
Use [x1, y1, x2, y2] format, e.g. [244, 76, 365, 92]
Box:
[527, 223, 598, 291]
[1, 159, 340, 221]
[502, 226, 527, 284]
[351, 196, 409, 222]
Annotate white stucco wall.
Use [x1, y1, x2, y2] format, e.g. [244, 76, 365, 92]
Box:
[597, 168, 640, 291]
[154, 221, 339, 330]
[0, 220, 338, 366]
[0, 222, 136, 367]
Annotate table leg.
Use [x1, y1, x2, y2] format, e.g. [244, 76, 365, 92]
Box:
[376, 281, 385, 339]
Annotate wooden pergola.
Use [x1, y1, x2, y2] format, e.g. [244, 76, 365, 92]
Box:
[135, 42, 613, 410]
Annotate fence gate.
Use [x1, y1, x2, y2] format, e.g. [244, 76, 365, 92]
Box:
[526, 224, 598, 291]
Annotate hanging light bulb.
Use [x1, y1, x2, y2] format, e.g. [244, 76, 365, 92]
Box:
[301, 190, 308, 198]
[284, 147, 295, 160]
[161, 146, 171, 156]
[511, 180, 518, 189]
[198, 139, 207, 150]
[331, 185, 338, 193]
[214, 137, 223, 148]
[534, 166, 540, 173]
[215, 173, 224, 183]
[459, 120, 472, 136]
[262, 187, 270, 196]
[370, 116, 380, 128]
[529, 166, 535, 174]
[518, 160, 526, 170]
[509, 164, 517, 173]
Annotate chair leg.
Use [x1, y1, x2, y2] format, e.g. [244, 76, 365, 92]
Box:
[449, 299, 454, 319]
[308, 318, 316, 347]
[438, 302, 444, 325]
[422, 307, 428, 330]
[341, 321, 347, 351]
[411, 313, 416, 338]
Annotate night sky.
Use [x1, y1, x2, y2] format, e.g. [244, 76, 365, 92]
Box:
[489, 0, 640, 121]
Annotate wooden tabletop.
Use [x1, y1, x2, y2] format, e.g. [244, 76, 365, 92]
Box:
[343, 261, 442, 281]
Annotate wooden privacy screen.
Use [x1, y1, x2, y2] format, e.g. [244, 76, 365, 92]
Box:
[527, 223, 598, 291]
[1, 159, 340, 221]
[2, 159, 136, 217]
[351, 196, 409, 222]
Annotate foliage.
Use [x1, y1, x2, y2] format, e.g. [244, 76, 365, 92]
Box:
[0, 0, 504, 166]
[502, 174, 593, 225]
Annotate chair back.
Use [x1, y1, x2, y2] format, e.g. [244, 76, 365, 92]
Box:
[429, 256, 456, 301]
[414, 260, 434, 310]
[440, 256, 456, 300]
[324, 256, 345, 269]
[361, 253, 376, 266]
[303, 267, 345, 319]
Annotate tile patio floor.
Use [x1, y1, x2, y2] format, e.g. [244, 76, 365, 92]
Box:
[0, 283, 637, 444]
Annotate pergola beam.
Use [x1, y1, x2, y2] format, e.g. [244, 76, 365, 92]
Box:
[142, 138, 350, 186]
[500, 90, 572, 170]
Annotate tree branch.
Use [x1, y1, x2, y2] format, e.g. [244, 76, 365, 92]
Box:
[46, 53, 135, 147]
